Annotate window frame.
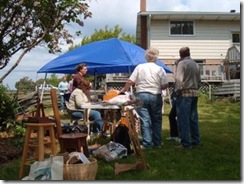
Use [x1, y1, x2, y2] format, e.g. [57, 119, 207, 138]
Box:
[169, 20, 195, 36]
[231, 32, 240, 44]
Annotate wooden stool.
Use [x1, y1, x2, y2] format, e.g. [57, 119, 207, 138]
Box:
[19, 123, 57, 179]
[59, 133, 89, 157]
[102, 109, 117, 135]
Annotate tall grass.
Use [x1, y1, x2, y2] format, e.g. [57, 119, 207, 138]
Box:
[0, 94, 241, 180]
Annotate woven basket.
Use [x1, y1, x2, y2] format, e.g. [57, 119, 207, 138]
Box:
[63, 158, 98, 180]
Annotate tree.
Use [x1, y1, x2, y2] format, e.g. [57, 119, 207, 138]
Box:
[0, 0, 92, 82]
[15, 77, 36, 93]
[36, 73, 60, 87]
[46, 74, 60, 87]
[70, 25, 136, 50]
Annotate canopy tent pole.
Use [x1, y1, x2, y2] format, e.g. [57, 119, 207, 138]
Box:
[128, 66, 133, 95]
[40, 73, 47, 103]
[93, 72, 97, 101]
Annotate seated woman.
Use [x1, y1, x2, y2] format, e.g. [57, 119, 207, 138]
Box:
[68, 88, 104, 134]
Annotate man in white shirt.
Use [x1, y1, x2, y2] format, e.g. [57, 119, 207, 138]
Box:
[119, 48, 168, 149]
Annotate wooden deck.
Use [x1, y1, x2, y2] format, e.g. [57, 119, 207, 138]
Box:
[212, 79, 240, 102]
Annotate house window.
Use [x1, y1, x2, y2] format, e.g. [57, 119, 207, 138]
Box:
[232, 33, 240, 44]
[170, 21, 194, 35]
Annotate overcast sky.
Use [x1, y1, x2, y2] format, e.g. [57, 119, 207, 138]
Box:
[1, 0, 241, 89]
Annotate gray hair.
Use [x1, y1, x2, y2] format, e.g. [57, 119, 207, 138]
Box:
[145, 48, 159, 62]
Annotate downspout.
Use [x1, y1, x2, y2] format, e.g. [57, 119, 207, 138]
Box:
[147, 14, 151, 48]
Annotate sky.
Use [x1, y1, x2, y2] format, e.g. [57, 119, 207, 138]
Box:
[1, 0, 241, 90]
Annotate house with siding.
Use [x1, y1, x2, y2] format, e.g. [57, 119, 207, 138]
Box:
[105, 0, 240, 96]
[137, 0, 240, 83]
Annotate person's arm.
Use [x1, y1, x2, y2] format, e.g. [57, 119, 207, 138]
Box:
[160, 68, 169, 90]
[174, 61, 185, 95]
[119, 79, 135, 94]
[161, 83, 169, 90]
[74, 90, 89, 108]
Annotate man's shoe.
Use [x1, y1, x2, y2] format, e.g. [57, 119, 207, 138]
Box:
[174, 137, 181, 143]
[175, 145, 192, 150]
[166, 137, 173, 140]
[140, 145, 152, 150]
[167, 137, 181, 143]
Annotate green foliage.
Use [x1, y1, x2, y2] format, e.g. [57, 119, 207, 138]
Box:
[15, 77, 36, 93]
[0, 96, 240, 180]
[0, 85, 20, 131]
[36, 74, 60, 88]
[0, 0, 92, 81]
[13, 125, 26, 138]
[198, 92, 210, 104]
[70, 25, 136, 50]
[46, 74, 60, 87]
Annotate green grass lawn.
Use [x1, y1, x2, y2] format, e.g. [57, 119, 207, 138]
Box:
[0, 94, 241, 180]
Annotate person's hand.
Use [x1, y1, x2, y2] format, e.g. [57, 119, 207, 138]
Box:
[118, 89, 125, 95]
[118, 92, 126, 95]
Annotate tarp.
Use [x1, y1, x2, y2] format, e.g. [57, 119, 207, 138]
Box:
[37, 38, 172, 74]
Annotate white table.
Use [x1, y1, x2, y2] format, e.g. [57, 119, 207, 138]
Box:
[81, 102, 120, 135]
[81, 102, 120, 110]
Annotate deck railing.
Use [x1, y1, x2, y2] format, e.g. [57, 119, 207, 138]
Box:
[105, 63, 227, 83]
[166, 63, 225, 82]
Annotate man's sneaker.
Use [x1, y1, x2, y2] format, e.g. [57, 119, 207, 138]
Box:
[166, 137, 181, 143]
[175, 145, 192, 150]
[140, 145, 152, 150]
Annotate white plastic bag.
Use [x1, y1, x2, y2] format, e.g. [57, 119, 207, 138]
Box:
[92, 141, 127, 162]
[105, 92, 131, 105]
[22, 156, 63, 180]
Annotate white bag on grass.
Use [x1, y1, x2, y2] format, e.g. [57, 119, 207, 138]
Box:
[22, 156, 63, 180]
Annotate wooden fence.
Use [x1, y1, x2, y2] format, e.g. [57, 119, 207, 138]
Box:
[14, 89, 106, 118]
[12, 79, 240, 119]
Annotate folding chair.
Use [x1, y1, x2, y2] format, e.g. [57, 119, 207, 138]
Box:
[65, 101, 93, 135]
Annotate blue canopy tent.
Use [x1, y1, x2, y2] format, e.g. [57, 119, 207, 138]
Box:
[37, 38, 172, 74]
[37, 38, 172, 100]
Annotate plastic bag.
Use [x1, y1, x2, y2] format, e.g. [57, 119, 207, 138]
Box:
[104, 92, 131, 105]
[62, 123, 88, 134]
[92, 141, 127, 162]
[22, 156, 63, 180]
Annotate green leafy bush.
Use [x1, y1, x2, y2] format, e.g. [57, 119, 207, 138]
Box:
[0, 85, 20, 132]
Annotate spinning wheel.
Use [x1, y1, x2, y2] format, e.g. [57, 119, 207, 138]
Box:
[114, 107, 148, 175]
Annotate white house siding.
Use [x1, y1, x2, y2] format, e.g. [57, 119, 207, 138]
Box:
[149, 19, 240, 61]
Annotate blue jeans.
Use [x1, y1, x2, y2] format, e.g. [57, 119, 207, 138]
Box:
[168, 102, 179, 137]
[71, 109, 104, 133]
[136, 92, 163, 148]
[60, 95, 65, 110]
[175, 96, 200, 148]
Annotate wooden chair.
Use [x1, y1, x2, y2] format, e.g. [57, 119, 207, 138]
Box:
[50, 89, 89, 156]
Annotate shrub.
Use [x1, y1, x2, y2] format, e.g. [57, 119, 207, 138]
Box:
[0, 85, 20, 132]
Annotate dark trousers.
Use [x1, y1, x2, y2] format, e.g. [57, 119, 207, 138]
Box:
[168, 103, 179, 137]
